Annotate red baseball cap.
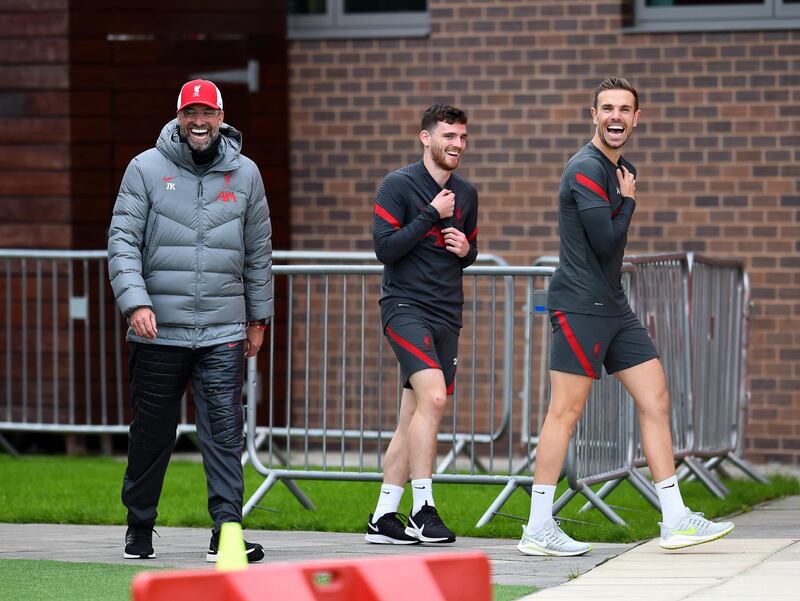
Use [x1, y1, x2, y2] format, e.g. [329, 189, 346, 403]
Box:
[176, 79, 223, 112]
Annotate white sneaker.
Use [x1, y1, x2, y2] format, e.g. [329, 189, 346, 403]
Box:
[517, 519, 591, 556]
[659, 508, 734, 550]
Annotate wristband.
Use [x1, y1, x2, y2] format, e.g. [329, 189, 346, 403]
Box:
[248, 321, 267, 330]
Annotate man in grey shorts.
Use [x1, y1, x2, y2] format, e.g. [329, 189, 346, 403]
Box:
[518, 77, 734, 557]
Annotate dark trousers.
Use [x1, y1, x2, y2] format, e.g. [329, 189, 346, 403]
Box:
[122, 341, 245, 532]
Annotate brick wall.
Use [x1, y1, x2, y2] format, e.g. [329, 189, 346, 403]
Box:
[288, 1, 800, 465]
[0, 0, 71, 248]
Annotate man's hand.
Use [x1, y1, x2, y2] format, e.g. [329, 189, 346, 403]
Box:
[616, 165, 636, 200]
[442, 227, 470, 257]
[244, 324, 264, 358]
[430, 188, 455, 219]
[129, 307, 157, 339]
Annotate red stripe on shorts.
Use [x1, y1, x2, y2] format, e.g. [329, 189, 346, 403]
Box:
[385, 325, 439, 370]
[554, 310, 597, 379]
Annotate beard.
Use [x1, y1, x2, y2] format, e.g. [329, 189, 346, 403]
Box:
[179, 124, 220, 152]
[430, 141, 460, 171]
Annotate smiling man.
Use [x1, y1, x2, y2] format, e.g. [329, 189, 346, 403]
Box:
[108, 79, 272, 563]
[367, 104, 478, 545]
[518, 77, 734, 556]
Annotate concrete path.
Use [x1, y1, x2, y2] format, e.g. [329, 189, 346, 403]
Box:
[0, 523, 629, 590]
[1, 496, 798, 598]
[520, 495, 800, 600]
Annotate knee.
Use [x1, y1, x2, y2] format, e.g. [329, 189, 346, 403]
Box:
[546, 402, 584, 431]
[208, 403, 244, 447]
[640, 388, 671, 421]
[418, 390, 448, 417]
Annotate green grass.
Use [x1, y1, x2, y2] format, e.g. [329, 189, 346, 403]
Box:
[0, 559, 157, 601]
[0, 559, 533, 601]
[493, 584, 536, 600]
[0, 454, 797, 544]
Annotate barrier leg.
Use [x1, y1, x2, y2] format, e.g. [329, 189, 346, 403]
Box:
[474, 479, 522, 528]
[575, 484, 627, 527]
[512, 444, 537, 475]
[435, 438, 465, 474]
[0, 432, 19, 456]
[282, 478, 315, 510]
[243, 472, 278, 517]
[683, 456, 729, 498]
[627, 469, 661, 510]
[578, 477, 623, 513]
[551, 486, 579, 516]
[724, 452, 769, 484]
[241, 430, 268, 467]
[466, 443, 490, 474]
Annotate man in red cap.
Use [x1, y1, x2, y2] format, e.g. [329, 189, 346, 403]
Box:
[108, 79, 272, 563]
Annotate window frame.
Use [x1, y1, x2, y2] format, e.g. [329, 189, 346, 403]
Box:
[288, 0, 430, 40]
[630, 0, 800, 32]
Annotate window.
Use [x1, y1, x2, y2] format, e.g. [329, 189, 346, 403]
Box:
[288, 0, 429, 40]
[632, 0, 800, 31]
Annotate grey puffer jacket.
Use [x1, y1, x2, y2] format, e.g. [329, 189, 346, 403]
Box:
[108, 119, 273, 348]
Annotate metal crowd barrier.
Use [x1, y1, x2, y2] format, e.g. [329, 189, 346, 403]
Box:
[479, 252, 762, 527]
[242, 264, 555, 517]
[1, 248, 763, 528]
[0, 249, 513, 453]
[684, 255, 767, 484]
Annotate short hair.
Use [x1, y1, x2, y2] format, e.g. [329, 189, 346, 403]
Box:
[593, 77, 639, 112]
[421, 104, 468, 132]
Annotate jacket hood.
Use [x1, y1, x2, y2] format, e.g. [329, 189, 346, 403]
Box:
[155, 119, 242, 173]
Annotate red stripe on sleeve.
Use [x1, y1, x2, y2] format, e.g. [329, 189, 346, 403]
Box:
[575, 173, 609, 203]
[374, 204, 401, 230]
[467, 227, 478, 241]
[554, 311, 597, 379]
[385, 325, 439, 370]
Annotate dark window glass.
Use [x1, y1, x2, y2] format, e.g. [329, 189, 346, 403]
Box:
[344, 0, 426, 13]
[288, 0, 326, 15]
[646, 0, 762, 5]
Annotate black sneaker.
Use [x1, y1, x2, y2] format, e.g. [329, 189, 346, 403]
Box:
[406, 502, 456, 543]
[205, 529, 265, 563]
[124, 525, 156, 559]
[364, 512, 420, 545]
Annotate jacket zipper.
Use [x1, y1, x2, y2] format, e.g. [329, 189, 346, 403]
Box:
[194, 178, 203, 349]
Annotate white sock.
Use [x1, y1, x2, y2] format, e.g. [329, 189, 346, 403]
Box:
[526, 484, 556, 533]
[655, 475, 686, 526]
[411, 478, 434, 514]
[373, 484, 404, 521]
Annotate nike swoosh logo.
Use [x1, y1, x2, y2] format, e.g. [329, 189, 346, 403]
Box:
[533, 490, 546, 494]
[381, 490, 390, 494]
[413, 486, 425, 489]
[661, 483, 675, 489]
[672, 527, 697, 536]
[368, 522, 379, 532]
[228, 342, 240, 348]
[163, 176, 177, 182]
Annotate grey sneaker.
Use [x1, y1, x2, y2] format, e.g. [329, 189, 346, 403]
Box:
[517, 519, 591, 557]
[659, 508, 734, 550]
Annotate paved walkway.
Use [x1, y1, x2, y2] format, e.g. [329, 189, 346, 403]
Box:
[521, 495, 800, 600]
[1, 496, 798, 598]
